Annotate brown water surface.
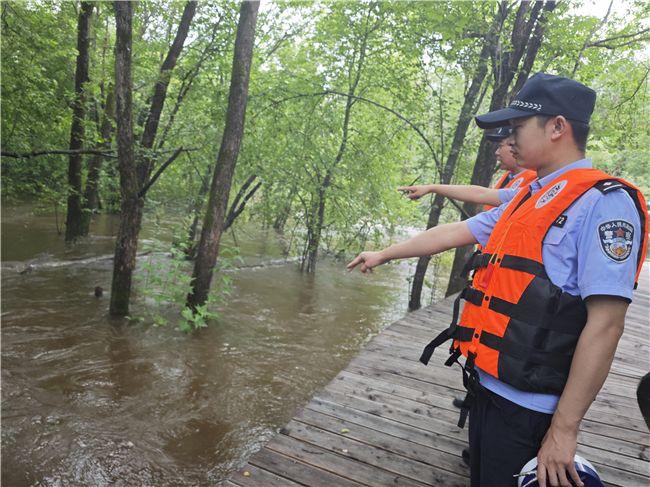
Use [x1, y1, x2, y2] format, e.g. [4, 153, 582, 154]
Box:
[2, 205, 442, 485]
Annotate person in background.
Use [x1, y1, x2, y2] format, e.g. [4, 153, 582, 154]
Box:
[398, 126, 537, 210]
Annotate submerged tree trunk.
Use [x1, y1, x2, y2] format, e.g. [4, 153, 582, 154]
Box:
[109, 1, 197, 315]
[302, 173, 330, 273]
[110, 0, 140, 316]
[64, 2, 93, 242]
[446, 1, 555, 297]
[408, 33, 493, 310]
[187, 1, 260, 309]
[301, 9, 372, 273]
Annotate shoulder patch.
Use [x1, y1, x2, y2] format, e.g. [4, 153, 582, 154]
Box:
[595, 180, 625, 194]
[535, 180, 567, 208]
[598, 220, 634, 263]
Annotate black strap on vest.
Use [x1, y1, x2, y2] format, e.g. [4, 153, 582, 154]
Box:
[445, 349, 479, 428]
[419, 287, 480, 365]
[479, 331, 573, 371]
[461, 250, 493, 277]
[499, 255, 547, 278]
[419, 285, 482, 429]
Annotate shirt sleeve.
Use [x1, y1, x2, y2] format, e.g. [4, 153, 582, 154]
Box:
[577, 189, 641, 302]
[498, 187, 518, 204]
[466, 203, 508, 247]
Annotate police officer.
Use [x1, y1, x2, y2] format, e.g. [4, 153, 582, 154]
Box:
[483, 126, 537, 207]
[397, 126, 536, 209]
[347, 72, 648, 487]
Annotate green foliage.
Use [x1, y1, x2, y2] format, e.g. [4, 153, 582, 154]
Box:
[2, 0, 649, 271]
[135, 215, 237, 332]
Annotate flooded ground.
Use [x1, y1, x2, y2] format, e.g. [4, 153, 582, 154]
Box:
[2, 205, 449, 485]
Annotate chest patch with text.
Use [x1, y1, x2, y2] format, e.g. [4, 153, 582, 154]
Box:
[535, 180, 568, 208]
[509, 177, 524, 190]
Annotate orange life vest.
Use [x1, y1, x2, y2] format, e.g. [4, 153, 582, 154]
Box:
[483, 169, 537, 211]
[421, 169, 648, 398]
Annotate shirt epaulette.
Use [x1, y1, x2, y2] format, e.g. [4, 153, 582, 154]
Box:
[594, 179, 625, 194]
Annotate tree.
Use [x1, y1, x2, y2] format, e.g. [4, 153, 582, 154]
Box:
[83, 84, 115, 216]
[109, 1, 197, 316]
[110, 0, 139, 316]
[408, 3, 503, 310]
[446, 0, 557, 297]
[83, 8, 117, 219]
[64, 1, 93, 242]
[187, 0, 260, 309]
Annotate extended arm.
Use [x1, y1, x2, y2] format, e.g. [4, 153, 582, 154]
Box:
[398, 184, 502, 207]
[536, 296, 628, 487]
[347, 221, 476, 273]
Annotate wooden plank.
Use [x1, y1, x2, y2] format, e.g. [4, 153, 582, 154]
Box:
[348, 356, 648, 445]
[280, 418, 468, 486]
[313, 388, 466, 442]
[352, 348, 649, 431]
[226, 263, 650, 486]
[305, 396, 467, 456]
[230, 462, 305, 486]
[266, 432, 429, 487]
[336, 367, 649, 464]
[248, 448, 364, 487]
[295, 407, 468, 475]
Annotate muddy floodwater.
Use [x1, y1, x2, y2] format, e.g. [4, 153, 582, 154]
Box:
[2, 205, 448, 485]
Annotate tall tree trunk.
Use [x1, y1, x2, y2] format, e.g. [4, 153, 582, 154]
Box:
[408, 31, 494, 310]
[187, 1, 260, 309]
[83, 84, 115, 223]
[110, 0, 140, 316]
[446, 1, 554, 297]
[302, 11, 372, 273]
[138, 1, 197, 186]
[64, 2, 93, 242]
[109, 1, 197, 315]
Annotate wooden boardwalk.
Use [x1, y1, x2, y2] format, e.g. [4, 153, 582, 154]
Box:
[227, 264, 650, 486]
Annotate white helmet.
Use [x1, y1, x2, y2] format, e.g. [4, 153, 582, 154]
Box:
[517, 455, 604, 487]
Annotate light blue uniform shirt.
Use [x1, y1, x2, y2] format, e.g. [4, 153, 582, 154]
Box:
[466, 159, 642, 414]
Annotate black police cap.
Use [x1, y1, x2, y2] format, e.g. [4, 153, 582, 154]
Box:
[485, 126, 513, 142]
[475, 73, 596, 129]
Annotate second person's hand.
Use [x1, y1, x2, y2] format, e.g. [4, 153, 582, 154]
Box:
[397, 185, 431, 200]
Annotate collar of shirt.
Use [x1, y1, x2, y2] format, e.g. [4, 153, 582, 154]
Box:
[529, 158, 593, 193]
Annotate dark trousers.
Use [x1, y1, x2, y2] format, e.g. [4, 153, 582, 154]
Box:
[468, 383, 553, 487]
